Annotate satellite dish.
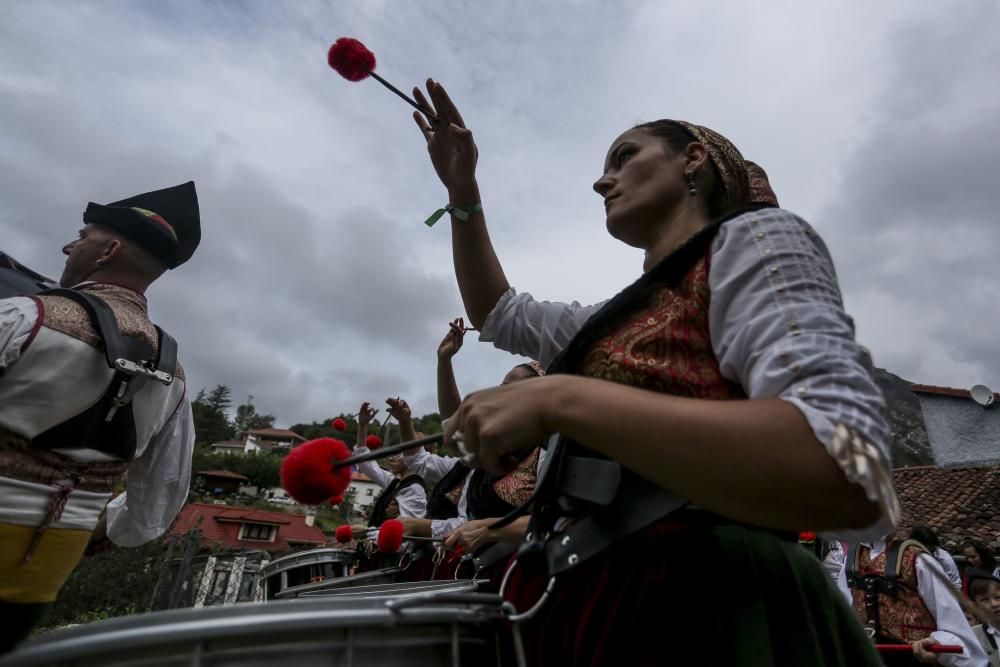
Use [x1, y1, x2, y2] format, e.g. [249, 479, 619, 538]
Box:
[970, 384, 995, 407]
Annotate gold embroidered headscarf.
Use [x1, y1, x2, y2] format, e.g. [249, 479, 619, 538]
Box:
[673, 121, 752, 216]
[746, 160, 779, 206]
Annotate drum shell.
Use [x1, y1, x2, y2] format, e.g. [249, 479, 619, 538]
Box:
[1, 592, 506, 667]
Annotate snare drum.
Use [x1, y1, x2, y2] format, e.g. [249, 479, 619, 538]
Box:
[260, 548, 356, 600]
[1, 592, 511, 667]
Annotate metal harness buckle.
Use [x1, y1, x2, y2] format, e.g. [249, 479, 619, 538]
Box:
[115, 358, 173, 384]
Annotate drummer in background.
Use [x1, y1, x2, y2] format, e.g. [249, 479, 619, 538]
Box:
[398, 319, 542, 574]
[353, 400, 426, 525]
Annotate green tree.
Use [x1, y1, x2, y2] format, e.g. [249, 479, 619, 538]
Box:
[191, 384, 236, 445]
[233, 396, 276, 435]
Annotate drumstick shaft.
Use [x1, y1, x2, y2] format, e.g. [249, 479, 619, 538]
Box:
[336, 433, 444, 467]
[403, 535, 445, 543]
[874, 645, 962, 654]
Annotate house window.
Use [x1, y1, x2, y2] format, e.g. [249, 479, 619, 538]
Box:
[366, 488, 374, 496]
[239, 523, 275, 541]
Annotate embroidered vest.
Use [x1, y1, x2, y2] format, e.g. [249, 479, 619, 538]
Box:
[579, 248, 744, 401]
[851, 544, 937, 643]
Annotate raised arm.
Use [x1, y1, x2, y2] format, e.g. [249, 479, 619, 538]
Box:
[385, 397, 417, 449]
[436, 317, 466, 418]
[353, 402, 393, 489]
[412, 80, 509, 328]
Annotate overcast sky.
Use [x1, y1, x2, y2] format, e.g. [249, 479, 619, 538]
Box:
[2, 1, 997, 427]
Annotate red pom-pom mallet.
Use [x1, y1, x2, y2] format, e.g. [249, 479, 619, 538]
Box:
[377, 518, 405, 553]
[330, 494, 344, 505]
[365, 434, 383, 450]
[331, 418, 347, 432]
[327, 37, 439, 123]
[280, 437, 353, 505]
[798, 531, 817, 542]
[334, 525, 354, 544]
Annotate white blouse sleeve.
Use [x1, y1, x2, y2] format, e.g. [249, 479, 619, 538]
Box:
[106, 397, 194, 547]
[0, 297, 40, 371]
[353, 446, 393, 489]
[709, 208, 898, 543]
[401, 449, 459, 485]
[479, 288, 608, 367]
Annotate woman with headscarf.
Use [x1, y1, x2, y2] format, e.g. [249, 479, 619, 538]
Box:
[408, 79, 897, 665]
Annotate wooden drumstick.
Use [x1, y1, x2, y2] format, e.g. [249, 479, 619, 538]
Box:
[337, 433, 444, 467]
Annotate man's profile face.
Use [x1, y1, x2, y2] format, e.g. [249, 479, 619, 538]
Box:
[60, 225, 110, 287]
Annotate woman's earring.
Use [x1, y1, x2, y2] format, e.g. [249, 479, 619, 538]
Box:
[686, 171, 697, 196]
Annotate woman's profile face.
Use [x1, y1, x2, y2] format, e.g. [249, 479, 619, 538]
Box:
[593, 128, 687, 248]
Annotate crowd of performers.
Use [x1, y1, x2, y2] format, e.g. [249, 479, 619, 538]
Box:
[0, 71, 998, 665]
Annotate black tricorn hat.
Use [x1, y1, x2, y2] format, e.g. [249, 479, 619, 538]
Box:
[82, 181, 200, 269]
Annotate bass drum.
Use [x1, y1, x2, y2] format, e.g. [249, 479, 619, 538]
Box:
[0, 592, 514, 667]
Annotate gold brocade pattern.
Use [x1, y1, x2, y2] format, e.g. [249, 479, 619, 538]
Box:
[580, 251, 745, 401]
[0, 427, 126, 493]
[36, 283, 184, 380]
[851, 544, 937, 643]
[746, 161, 779, 206]
[493, 448, 541, 507]
[675, 121, 751, 214]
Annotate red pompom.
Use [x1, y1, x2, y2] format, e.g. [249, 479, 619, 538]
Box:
[327, 37, 375, 81]
[798, 531, 817, 542]
[335, 525, 354, 544]
[377, 518, 405, 553]
[331, 418, 347, 431]
[280, 437, 352, 505]
[365, 434, 382, 450]
[330, 494, 344, 505]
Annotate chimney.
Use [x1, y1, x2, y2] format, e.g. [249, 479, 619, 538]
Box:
[304, 508, 317, 527]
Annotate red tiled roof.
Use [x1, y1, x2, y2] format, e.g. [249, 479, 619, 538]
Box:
[911, 384, 1000, 400]
[170, 503, 326, 553]
[197, 470, 250, 481]
[893, 465, 1000, 548]
[245, 428, 307, 442]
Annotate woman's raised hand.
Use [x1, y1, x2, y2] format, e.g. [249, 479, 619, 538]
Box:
[385, 396, 412, 425]
[437, 317, 467, 360]
[412, 79, 478, 196]
[358, 401, 379, 427]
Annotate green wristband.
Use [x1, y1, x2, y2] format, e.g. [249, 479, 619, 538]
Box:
[423, 202, 483, 227]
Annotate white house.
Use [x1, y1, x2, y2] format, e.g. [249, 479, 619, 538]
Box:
[209, 429, 307, 456]
[347, 471, 381, 519]
[243, 428, 307, 454]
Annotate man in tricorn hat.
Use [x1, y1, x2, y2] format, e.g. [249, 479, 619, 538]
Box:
[0, 182, 200, 649]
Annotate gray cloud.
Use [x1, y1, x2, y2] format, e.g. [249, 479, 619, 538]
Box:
[819, 3, 1000, 389]
[3, 1, 997, 426]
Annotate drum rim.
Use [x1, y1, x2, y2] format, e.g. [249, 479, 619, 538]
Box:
[259, 547, 356, 577]
[297, 579, 479, 598]
[272, 566, 402, 598]
[4, 598, 502, 665]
